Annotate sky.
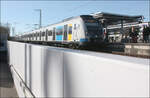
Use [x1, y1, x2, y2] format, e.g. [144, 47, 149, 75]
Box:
[1, 0, 149, 35]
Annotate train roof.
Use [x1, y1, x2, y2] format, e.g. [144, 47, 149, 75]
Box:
[23, 15, 94, 35]
[62, 15, 93, 21]
[46, 15, 93, 27]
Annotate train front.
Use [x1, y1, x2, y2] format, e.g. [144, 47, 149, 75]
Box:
[80, 15, 103, 46]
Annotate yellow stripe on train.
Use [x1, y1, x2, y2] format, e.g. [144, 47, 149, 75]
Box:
[68, 34, 72, 41]
[68, 24, 72, 26]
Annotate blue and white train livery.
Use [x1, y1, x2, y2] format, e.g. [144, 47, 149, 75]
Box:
[15, 15, 104, 48]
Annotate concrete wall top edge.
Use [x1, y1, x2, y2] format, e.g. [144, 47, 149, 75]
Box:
[8, 41, 149, 66]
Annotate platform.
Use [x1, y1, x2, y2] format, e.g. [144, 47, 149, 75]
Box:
[125, 43, 150, 56]
[105, 43, 150, 57]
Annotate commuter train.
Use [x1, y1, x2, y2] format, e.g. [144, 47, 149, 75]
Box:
[15, 15, 104, 48]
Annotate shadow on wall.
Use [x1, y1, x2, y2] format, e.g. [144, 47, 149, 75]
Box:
[24, 45, 32, 90]
[25, 44, 27, 86]
[63, 54, 73, 97]
[42, 50, 74, 97]
[29, 45, 32, 90]
[42, 50, 64, 97]
[22, 45, 74, 97]
[42, 50, 49, 97]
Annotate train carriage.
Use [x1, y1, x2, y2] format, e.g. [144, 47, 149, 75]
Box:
[37, 31, 41, 41]
[46, 27, 53, 42]
[40, 28, 46, 41]
[32, 31, 36, 41]
[15, 15, 103, 48]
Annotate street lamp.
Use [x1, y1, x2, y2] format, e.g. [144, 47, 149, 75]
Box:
[34, 9, 42, 28]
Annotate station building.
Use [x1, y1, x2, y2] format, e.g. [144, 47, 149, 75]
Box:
[0, 25, 9, 52]
[91, 12, 149, 43]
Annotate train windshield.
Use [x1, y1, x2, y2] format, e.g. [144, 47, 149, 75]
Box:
[86, 24, 101, 37]
[81, 15, 102, 37]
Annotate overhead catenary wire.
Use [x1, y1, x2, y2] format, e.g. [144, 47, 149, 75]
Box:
[45, 0, 95, 27]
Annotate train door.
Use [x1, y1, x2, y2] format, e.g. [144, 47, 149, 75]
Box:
[46, 29, 48, 41]
[41, 31, 45, 41]
[48, 30, 53, 41]
[63, 25, 68, 41]
[37, 32, 40, 41]
[39, 31, 41, 41]
[35, 32, 37, 40]
[44, 31, 46, 41]
[53, 27, 56, 40]
[73, 24, 78, 41]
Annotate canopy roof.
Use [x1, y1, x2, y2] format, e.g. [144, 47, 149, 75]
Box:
[91, 12, 144, 25]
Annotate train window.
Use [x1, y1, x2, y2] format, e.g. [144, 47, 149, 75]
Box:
[44, 32, 45, 36]
[44, 32, 46, 36]
[42, 32, 45, 36]
[39, 32, 40, 37]
[28, 34, 30, 39]
[56, 27, 63, 35]
[46, 30, 48, 40]
[35, 32, 37, 40]
[39, 32, 41, 40]
[41, 32, 42, 36]
[81, 16, 97, 23]
[74, 24, 76, 29]
[63, 25, 68, 40]
[37, 32, 40, 36]
[48, 30, 52, 36]
[69, 26, 72, 34]
[34, 33, 36, 37]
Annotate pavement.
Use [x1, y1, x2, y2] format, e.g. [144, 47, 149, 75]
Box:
[0, 52, 18, 97]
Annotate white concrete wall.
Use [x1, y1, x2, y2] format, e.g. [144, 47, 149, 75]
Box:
[8, 41, 149, 97]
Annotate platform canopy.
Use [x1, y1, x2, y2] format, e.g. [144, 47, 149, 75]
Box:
[91, 12, 144, 26]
